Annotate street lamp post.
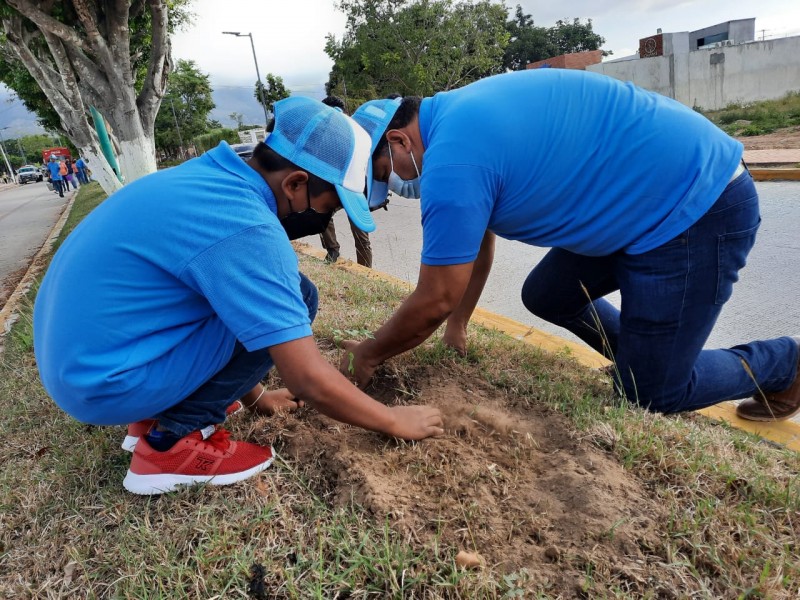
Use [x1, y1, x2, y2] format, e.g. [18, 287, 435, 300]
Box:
[222, 31, 270, 128]
[0, 127, 16, 184]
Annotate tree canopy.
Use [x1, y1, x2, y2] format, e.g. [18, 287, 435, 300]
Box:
[154, 59, 215, 158]
[325, 0, 509, 105]
[254, 73, 290, 120]
[503, 6, 609, 71]
[326, 0, 609, 102]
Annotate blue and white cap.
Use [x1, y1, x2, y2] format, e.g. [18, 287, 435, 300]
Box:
[266, 96, 375, 232]
[351, 97, 402, 209]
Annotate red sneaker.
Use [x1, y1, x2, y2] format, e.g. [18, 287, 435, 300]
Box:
[122, 426, 274, 495]
[121, 400, 245, 452]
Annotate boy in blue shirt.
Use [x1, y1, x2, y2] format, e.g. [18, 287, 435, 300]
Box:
[34, 97, 443, 495]
[345, 70, 799, 421]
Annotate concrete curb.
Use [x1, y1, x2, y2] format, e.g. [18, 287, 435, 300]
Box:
[294, 242, 800, 452]
[0, 191, 77, 340]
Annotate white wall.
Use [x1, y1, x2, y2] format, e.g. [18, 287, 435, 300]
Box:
[588, 36, 800, 110]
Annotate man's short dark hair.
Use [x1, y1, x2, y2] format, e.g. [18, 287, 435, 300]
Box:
[373, 96, 421, 159]
[252, 142, 334, 198]
[321, 95, 346, 112]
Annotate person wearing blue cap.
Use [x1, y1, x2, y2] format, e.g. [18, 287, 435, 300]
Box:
[345, 69, 799, 421]
[46, 155, 64, 198]
[34, 96, 443, 495]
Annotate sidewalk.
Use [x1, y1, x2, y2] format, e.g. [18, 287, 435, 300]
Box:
[743, 149, 800, 166]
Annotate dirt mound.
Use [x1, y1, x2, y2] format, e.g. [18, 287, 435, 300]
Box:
[737, 126, 800, 150]
[253, 364, 676, 596]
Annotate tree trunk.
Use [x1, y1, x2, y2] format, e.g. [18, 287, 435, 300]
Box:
[1, 0, 172, 192]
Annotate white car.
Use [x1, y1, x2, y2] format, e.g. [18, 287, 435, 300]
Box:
[18, 165, 43, 184]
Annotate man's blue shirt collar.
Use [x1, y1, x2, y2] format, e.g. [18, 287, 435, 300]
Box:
[205, 142, 278, 214]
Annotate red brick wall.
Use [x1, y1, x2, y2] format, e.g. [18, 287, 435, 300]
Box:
[526, 50, 603, 70]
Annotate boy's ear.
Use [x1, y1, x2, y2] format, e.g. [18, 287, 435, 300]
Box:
[281, 170, 309, 200]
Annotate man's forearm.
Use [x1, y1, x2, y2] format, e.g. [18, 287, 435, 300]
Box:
[362, 288, 453, 363]
[447, 231, 495, 330]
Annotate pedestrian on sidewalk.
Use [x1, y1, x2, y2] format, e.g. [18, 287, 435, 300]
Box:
[46, 155, 64, 198]
[33, 97, 443, 496]
[75, 156, 88, 184]
[318, 95, 375, 267]
[343, 69, 799, 421]
[63, 158, 78, 190]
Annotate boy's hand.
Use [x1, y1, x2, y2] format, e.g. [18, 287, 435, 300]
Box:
[387, 405, 445, 440]
[245, 386, 304, 415]
[339, 339, 380, 388]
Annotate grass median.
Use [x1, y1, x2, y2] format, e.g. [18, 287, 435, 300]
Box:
[1, 182, 798, 598]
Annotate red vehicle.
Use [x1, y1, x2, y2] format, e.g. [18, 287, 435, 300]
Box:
[42, 147, 72, 163]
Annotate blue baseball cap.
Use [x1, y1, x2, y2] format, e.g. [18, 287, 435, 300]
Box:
[266, 96, 375, 232]
[351, 98, 402, 209]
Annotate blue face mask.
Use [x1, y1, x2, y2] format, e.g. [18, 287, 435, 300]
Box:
[387, 143, 421, 199]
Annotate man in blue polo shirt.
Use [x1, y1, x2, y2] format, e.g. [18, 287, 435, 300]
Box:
[46, 155, 64, 198]
[345, 69, 799, 421]
[34, 97, 443, 495]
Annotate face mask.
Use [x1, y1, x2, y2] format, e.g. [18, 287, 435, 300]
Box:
[387, 143, 421, 199]
[280, 185, 335, 240]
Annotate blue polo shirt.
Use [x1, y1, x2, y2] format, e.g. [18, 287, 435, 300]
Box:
[34, 142, 312, 425]
[417, 69, 743, 265]
[46, 160, 62, 181]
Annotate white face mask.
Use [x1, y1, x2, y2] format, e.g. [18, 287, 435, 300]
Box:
[387, 143, 421, 199]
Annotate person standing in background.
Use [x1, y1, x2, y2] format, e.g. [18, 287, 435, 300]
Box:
[318, 95, 374, 267]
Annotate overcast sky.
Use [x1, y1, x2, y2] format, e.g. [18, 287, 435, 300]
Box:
[172, 0, 800, 96]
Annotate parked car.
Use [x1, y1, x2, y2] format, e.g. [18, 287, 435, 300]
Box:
[18, 165, 43, 184]
[230, 143, 257, 161]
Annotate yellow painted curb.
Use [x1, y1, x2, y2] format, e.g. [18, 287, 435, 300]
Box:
[295, 242, 800, 452]
[749, 168, 800, 181]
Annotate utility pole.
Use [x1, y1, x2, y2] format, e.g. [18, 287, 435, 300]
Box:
[222, 31, 270, 128]
[169, 98, 185, 159]
[0, 127, 16, 183]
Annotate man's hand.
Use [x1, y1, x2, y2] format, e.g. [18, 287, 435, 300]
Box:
[339, 339, 380, 388]
[387, 405, 445, 440]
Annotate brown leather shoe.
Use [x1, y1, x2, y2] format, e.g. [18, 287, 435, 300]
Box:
[736, 337, 800, 422]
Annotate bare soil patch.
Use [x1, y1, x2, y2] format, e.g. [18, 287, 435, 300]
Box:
[0, 265, 29, 311]
[737, 126, 800, 150]
[253, 363, 677, 597]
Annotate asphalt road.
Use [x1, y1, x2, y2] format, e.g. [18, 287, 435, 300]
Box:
[0, 180, 69, 306]
[309, 181, 800, 351]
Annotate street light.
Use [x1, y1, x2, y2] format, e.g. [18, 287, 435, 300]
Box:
[0, 127, 16, 184]
[222, 31, 270, 128]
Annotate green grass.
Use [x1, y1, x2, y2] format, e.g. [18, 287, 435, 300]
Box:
[704, 92, 800, 136]
[1, 183, 799, 597]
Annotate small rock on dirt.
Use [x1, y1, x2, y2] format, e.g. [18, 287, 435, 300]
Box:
[455, 550, 484, 569]
[544, 546, 561, 562]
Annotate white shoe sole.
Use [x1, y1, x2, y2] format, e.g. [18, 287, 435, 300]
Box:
[122, 449, 275, 495]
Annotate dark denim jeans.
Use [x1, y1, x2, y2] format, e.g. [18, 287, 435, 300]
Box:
[157, 272, 319, 435]
[521, 171, 799, 413]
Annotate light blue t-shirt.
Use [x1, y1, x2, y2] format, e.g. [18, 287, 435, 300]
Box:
[34, 142, 312, 425]
[417, 69, 743, 265]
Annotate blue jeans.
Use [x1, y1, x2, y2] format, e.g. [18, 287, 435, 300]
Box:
[521, 171, 799, 413]
[157, 273, 319, 435]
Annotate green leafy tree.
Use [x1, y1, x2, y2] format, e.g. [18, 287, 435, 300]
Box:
[154, 59, 215, 158]
[325, 0, 509, 102]
[503, 6, 609, 71]
[0, 1, 193, 193]
[254, 73, 290, 118]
